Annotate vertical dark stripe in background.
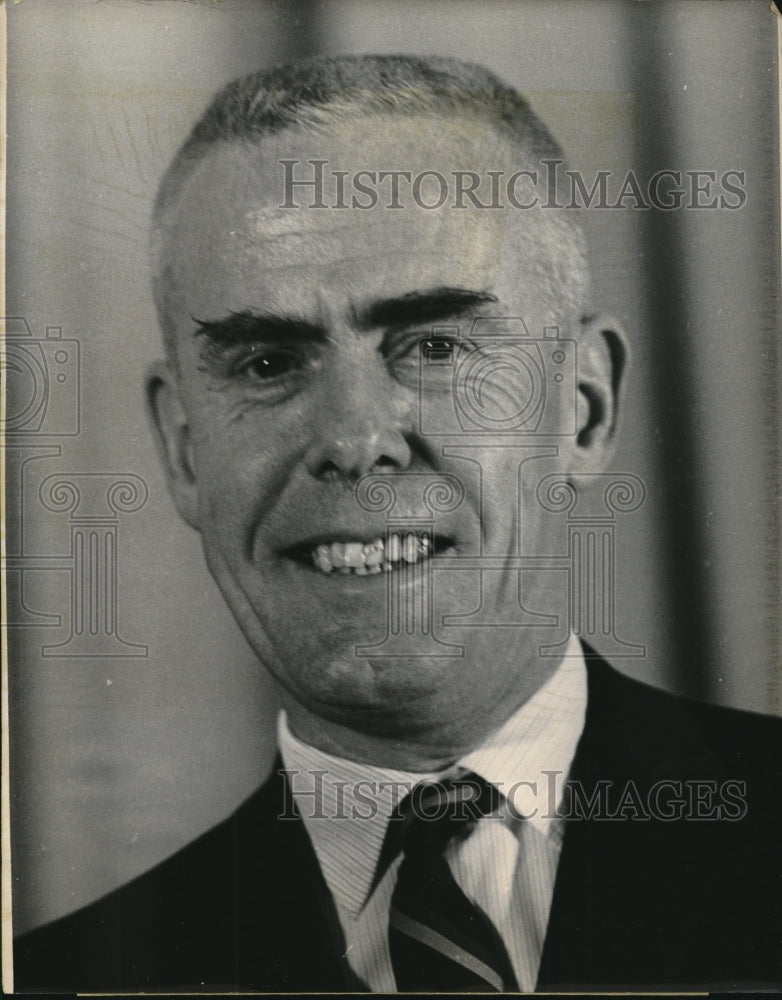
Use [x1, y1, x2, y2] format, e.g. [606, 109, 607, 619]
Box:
[275, 0, 326, 62]
[622, 2, 779, 707]
[623, 3, 716, 704]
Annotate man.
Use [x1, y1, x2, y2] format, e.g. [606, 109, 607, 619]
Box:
[14, 54, 781, 993]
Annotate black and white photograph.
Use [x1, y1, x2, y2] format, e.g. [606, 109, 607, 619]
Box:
[3, 0, 781, 993]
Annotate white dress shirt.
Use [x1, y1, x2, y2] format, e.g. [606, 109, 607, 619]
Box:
[278, 635, 587, 992]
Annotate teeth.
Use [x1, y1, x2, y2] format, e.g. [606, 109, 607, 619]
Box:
[310, 534, 440, 575]
[314, 545, 333, 573]
[364, 539, 385, 566]
[343, 542, 365, 567]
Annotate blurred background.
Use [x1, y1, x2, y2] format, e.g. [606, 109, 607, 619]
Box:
[6, 0, 779, 933]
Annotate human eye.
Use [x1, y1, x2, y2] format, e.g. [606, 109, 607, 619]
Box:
[388, 330, 477, 389]
[418, 335, 460, 365]
[197, 340, 319, 402]
[236, 346, 305, 382]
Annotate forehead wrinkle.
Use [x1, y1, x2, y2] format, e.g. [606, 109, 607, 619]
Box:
[238, 251, 475, 278]
[244, 206, 394, 239]
[226, 207, 451, 278]
[226, 210, 518, 284]
[238, 206, 445, 246]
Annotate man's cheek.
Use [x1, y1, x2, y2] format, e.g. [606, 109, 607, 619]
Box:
[197, 446, 287, 551]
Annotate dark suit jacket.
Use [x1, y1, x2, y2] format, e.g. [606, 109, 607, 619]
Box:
[14, 654, 782, 993]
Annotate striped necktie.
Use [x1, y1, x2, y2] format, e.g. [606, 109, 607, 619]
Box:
[387, 772, 519, 993]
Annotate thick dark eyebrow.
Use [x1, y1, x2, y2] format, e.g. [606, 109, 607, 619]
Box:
[191, 286, 497, 350]
[192, 310, 326, 347]
[357, 286, 499, 331]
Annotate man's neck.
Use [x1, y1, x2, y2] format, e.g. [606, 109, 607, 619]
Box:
[278, 703, 464, 771]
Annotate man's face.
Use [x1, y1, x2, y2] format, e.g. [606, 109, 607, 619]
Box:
[152, 115, 612, 758]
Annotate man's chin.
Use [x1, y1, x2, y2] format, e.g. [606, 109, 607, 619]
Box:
[272, 648, 465, 728]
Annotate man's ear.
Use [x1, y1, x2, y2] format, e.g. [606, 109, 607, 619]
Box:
[145, 360, 201, 530]
[569, 314, 628, 474]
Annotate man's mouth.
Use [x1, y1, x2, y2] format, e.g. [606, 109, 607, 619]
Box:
[293, 533, 457, 575]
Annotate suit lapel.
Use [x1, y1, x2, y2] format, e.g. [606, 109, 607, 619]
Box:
[231, 762, 364, 991]
[537, 653, 728, 989]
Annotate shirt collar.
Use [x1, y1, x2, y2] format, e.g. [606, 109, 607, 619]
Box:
[278, 634, 587, 917]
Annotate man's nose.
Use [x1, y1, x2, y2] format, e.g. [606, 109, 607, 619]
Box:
[304, 360, 414, 482]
